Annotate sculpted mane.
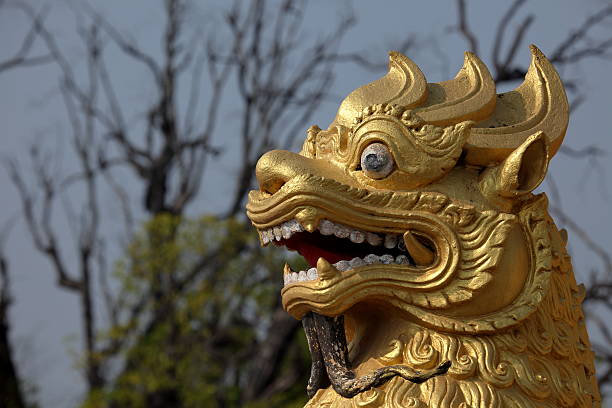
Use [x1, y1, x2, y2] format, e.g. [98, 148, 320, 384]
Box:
[246, 46, 600, 407]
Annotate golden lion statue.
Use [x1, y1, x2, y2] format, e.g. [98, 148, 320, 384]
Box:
[246, 45, 600, 407]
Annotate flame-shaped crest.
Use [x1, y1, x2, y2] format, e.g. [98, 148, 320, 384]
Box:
[331, 45, 568, 167]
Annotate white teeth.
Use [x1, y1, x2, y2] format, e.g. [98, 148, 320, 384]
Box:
[397, 239, 406, 251]
[281, 224, 292, 239]
[319, 220, 335, 235]
[366, 232, 382, 246]
[262, 218, 388, 250]
[283, 253, 415, 287]
[273, 226, 282, 241]
[288, 219, 304, 233]
[349, 257, 365, 268]
[285, 272, 299, 284]
[334, 224, 351, 239]
[266, 218, 416, 287]
[384, 234, 398, 249]
[350, 230, 365, 243]
[364, 254, 379, 264]
[335, 260, 350, 272]
[396, 255, 409, 264]
[380, 254, 394, 264]
[260, 219, 305, 244]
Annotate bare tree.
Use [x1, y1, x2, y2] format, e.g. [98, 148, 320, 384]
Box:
[0, 1, 52, 74]
[4, 0, 612, 406]
[0, 3, 51, 406]
[4, 0, 353, 405]
[0, 219, 27, 408]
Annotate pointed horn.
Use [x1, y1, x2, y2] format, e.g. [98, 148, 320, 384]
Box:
[465, 45, 569, 166]
[332, 51, 427, 128]
[415, 52, 496, 126]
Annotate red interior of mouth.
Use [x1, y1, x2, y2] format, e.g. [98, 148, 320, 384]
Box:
[278, 231, 396, 267]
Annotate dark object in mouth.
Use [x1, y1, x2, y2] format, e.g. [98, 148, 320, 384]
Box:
[302, 312, 451, 399]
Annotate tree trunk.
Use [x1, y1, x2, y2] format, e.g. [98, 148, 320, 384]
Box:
[0, 300, 26, 408]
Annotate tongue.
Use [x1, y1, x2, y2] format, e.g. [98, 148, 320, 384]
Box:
[283, 237, 354, 266]
[302, 313, 330, 397]
[280, 229, 380, 267]
[301, 312, 452, 399]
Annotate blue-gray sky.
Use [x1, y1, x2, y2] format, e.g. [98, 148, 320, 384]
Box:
[1, 1, 611, 406]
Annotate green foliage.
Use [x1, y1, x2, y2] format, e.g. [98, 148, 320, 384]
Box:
[82, 214, 310, 407]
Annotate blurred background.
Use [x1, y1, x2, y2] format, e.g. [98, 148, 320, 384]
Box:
[1, 0, 611, 407]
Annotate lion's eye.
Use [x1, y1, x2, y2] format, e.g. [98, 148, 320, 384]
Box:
[360, 143, 394, 179]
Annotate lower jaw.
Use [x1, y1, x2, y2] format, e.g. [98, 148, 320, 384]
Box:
[301, 311, 452, 399]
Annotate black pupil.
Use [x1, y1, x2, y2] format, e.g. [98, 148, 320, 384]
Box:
[365, 153, 386, 171]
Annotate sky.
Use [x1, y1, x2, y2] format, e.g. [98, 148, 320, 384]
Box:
[1, 1, 611, 407]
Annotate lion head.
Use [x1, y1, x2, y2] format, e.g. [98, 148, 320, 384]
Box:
[246, 46, 599, 407]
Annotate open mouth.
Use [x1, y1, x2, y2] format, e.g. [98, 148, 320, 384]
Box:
[258, 217, 449, 399]
[261, 218, 440, 286]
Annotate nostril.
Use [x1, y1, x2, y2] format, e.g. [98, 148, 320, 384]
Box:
[255, 150, 293, 195]
[262, 178, 287, 195]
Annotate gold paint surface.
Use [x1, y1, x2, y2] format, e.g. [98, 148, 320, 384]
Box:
[246, 46, 599, 407]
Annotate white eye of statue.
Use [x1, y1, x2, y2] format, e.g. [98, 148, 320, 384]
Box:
[360, 143, 394, 179]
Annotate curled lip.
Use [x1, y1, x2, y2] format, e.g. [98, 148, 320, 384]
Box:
[281, 263, 436, 319]
[246, 174, 462, 320]
[247, 173, 447, 233]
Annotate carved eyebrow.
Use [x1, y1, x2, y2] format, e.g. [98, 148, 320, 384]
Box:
[336, 125, 349, 152]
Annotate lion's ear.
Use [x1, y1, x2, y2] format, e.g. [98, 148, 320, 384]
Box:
[480, 131, 549, 202]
